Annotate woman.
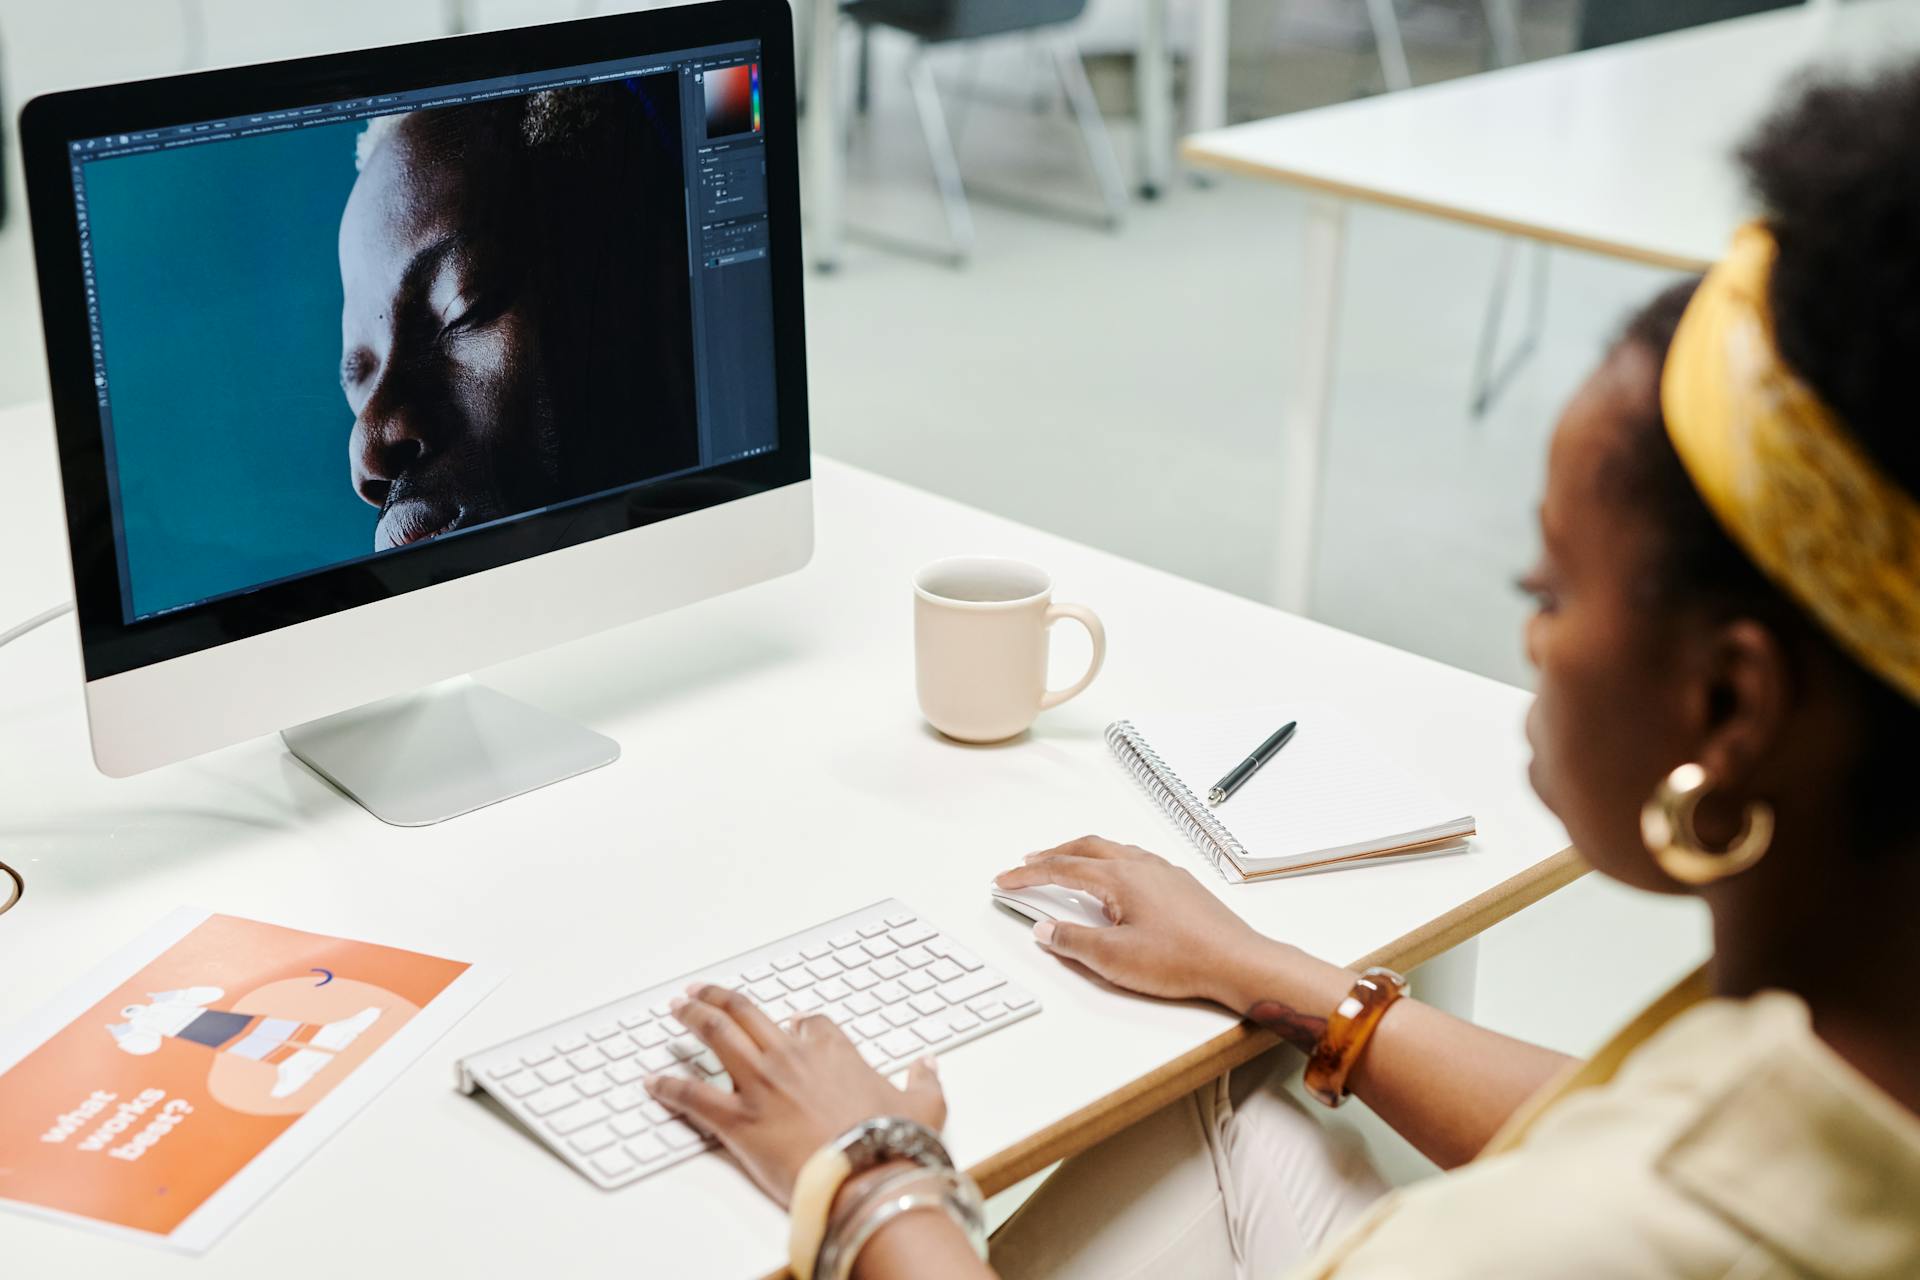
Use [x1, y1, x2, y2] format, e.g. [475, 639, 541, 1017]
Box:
[643, 66, 1920, 1279]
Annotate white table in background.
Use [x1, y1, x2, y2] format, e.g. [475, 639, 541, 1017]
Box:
[804, 0, 1231, 271]
[0, 400, 1576, 1278]
[1181, 0, 1920, 614]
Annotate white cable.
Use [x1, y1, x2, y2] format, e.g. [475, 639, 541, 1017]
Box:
[0, 602, 74, 650]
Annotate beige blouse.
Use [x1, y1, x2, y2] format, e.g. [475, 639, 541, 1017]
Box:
[1294, 970, 1920, 1279]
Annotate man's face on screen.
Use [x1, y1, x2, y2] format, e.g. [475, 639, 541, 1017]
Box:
[337, 116, 558, 552]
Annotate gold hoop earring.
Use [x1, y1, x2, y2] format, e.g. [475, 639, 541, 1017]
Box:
[1640, 763, 1774, 886]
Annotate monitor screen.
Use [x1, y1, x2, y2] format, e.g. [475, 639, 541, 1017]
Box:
[64, 39, 780, 625]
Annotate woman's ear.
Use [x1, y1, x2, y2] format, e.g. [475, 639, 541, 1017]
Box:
[1691, 618, 1792, 798]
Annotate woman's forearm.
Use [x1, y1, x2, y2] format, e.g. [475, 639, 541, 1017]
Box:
[1222, 941, 1576, 1169]
[850, 1209, 997, 1280]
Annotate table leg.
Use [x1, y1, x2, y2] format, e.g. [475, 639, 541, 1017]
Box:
[1136, 0, 1172, 199]
[1271, 196, 1347, 615]
[1190, 0, 1230, 135]
[1410, 937, 1479, 1022]
[805, 0, 845, 271]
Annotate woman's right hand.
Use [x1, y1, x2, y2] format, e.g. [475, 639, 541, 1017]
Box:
[992, 835, 1334, 1012]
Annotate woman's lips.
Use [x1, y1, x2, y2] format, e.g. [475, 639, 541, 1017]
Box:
[376, 497, 462, 551]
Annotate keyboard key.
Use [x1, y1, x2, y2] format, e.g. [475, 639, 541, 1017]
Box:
[772, 953, 805, 971]
[817, 977, 852, 1000]
[610, 1112, 650, 1139]
[605, 1085, 644, 1112]
[638, 1046, 675, 1072]
[947, 1011, 980, 1034]
[742, 964, 774, 983]
[618, 1012, 652, 1031]
[857, 922, 889, 938]
[862, 937, 899, 959]
[632, 1024, 669, 1049]
[504, 1073, 543, 1098]
[842, 968, 879, 992]
[749, 978, 786, 1002]
[649, 1001, 674, 1018]
[804, 958, 842, 981]
[913, 1020, 952, 1045]
[520, 1046, 556, 1068]
[897, 946, 934, 969]
[821, 1001, 853, 1025]
[787, 988, 823, 1013]
[694, 1050, 724, 1076]
[658, 1120, 703, 1150]
[668, 1036, 703, 1061]
[525, 1086, 576, 1117]
[592, 1149, 637, 1179]
[859, 1043, 889, 1068]
[779, 971, 815, 992]
[536, 1061, 575, 1086]
[486, 1061, 523, 1081]
[876, 1028, 922, 1058]
[567, 1048, 606, 1072]
[556, 1035, 589, 1054]
[946, 946, 985, 972]
[870, 957, 906, 980]
[640, 1101, 671, 1124]
[574, 1071, 612, 1098]
[972, 1000, 1008, 1021]
[762, 998, 795, 1023]
[569, 1123, 617, 1155]
[909, 992, 947, 1017]
[833, 947, 871, 970]
[548, 1100, 610, 1135]
[801, 942, 831, 960]
[588, 1022, 624, 1042]
[625, 1134, 669, 1163]
[880, 1005, 916, 1028]
[852, 1014, 890, 1039]
[941, 971, 1005, 1006]
[829, 932, 860, 949]
[873, 981, 909, 1005]
[607, 1059, 645, 1085]
[661, 1016, 687, 1037]
[601, 1036, 639, 1060]
[844, 992, 881, 1016]
[928, 959, 965, 984]
[900, 971, 935, 995]
[1006, 990, 1036, 1010]
[884, 912, 915, 928]
[890, 921, 937, 947]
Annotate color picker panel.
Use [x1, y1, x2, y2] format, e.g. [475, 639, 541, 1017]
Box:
[704, 62, 761, 139]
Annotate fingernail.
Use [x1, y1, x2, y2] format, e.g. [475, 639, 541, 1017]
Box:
[921, 1054, 939, 1075]
[641, 1074, 660, 1092]
[668, 995, 687, 1014]
[1033, 920, 1056, 947]
[992, 870, 1012, 886]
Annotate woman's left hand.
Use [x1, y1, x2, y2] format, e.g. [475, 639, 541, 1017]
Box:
[643, 984, 947, 1208]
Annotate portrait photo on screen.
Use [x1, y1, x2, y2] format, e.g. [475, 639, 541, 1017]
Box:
[83, 72, 699, 622]
[702, 62, 759, 139]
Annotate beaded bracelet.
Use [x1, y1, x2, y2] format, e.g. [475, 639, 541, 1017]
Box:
[814, 1162, 987, 1280]
[1303, 966, 1408, 1108]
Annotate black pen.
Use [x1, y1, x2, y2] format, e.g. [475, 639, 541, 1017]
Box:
[1207, 721, 1298, 806]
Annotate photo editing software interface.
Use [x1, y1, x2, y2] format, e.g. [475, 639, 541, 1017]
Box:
[65, 40, 778, 625]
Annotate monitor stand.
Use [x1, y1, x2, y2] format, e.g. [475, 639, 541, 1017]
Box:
[281, 677, 619, 827]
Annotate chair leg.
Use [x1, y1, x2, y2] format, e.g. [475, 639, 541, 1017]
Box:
[1053, 38, 1129, 231]
[856, 24, 874, 116]
[1483, 0, 1523, 67]
[1364, 0, 1415, 92]
[908, 53, 977, 264]
[1468, 239, 1551, 420]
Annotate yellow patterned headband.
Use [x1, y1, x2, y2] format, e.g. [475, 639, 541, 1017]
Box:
[1661, 221, 1920, 706]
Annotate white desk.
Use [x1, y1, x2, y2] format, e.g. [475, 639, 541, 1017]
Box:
[803, 0, 1231, 271]
[1181, 0, 1920, 614]
[0, 400, 1575, 1277]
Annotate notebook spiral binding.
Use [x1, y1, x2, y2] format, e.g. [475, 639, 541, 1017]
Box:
[1105, 720, 1250, 882]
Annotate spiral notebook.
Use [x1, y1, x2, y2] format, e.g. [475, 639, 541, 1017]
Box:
[1106, 707, 1476, 883]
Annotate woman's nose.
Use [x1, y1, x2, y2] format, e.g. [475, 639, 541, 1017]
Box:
[349, 387, 432, 508]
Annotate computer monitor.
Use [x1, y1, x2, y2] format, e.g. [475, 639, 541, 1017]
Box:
[19, 0, 812, 824]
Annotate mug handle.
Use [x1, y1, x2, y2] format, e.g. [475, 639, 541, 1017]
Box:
[1040, 603, 1107, 710]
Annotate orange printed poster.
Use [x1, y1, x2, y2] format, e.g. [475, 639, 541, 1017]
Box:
[0, 909, 497, 1251]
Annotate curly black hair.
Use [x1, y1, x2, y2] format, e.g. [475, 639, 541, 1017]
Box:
[1607, 64, 1920, 854]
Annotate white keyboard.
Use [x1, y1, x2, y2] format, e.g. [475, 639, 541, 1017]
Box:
[457, 898, 1041, 1189]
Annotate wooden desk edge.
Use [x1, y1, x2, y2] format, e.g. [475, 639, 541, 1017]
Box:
[757, 846, 1589, 1279]
[1178, 143, 1715, 275]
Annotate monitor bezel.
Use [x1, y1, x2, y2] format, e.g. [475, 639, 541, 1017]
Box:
[20, 0, 810, 683]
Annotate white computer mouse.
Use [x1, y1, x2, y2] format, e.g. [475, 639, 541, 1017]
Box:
[990, 883, 1112, 930]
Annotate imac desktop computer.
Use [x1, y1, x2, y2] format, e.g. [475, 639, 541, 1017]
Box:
[19, 1, 812, 825]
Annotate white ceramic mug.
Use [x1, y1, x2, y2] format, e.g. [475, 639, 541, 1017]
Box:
[914, 557, 1107, 743]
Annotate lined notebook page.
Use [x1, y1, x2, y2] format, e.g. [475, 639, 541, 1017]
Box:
[1126, 706, 1473, 873]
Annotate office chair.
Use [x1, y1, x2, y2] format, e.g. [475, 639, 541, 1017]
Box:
[836, 0, 1128, 265]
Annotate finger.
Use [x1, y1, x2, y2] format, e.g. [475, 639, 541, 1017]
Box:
[992, 857, 1118, 913]
[1025, 834, 1133, 863]
[671, 992, 766, 1085]
[1032, 919, 1117, 968]
[643, 1070, 742, 1137]
[900, 1055, 948, 1127]
[687, 981, 786, 1054]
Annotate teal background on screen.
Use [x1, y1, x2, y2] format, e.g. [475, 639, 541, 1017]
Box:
[84, 120, 373, 620]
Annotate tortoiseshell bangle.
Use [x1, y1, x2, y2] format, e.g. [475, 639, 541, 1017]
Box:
[1303, 967, 1408, 1108]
